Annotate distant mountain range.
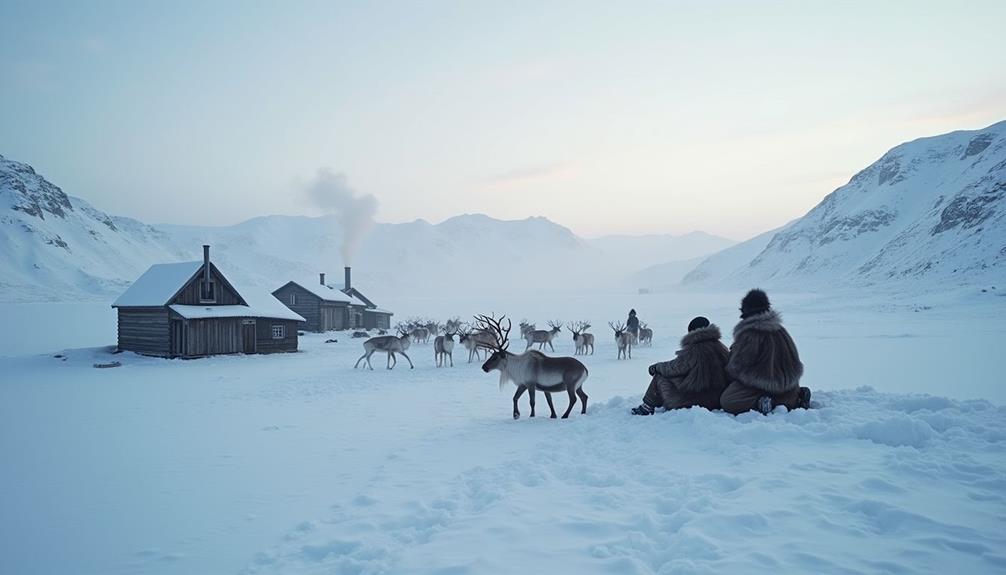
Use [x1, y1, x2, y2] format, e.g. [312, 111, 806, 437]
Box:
[684, 120, 1006, 290]
[4, 119, 1002, 303]
[0, 155, 733, 302]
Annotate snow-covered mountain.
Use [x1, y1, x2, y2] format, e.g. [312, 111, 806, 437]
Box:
[684, 120, 1006, 289]
[0, 155, 188, 302]
[0, 157, 731, 302]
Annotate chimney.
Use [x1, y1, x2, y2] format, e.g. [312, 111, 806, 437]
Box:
[203, 245, 211, 282]
[344, 266, 352, 291]
[319, 272, 326, 286]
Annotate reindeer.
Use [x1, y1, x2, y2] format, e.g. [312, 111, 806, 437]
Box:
[567, 321, 595, 355]
[524, 320, 562, 352]
[354, 324, 414, 370]
[458, 323, 496, 363]
[476, 314, 589, 420]
[518, 320, 536, 340]
[638, 322, 653, 347]
[609, 321, 633, 360]
[410, 321, 431, 344]
[434, 323, 458, 367]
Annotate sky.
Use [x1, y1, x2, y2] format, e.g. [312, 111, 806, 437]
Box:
[2, 0, 1005, 241]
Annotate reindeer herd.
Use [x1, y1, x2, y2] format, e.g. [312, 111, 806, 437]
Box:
[351, 313, 654, 419]
[354, 315, 652, 370]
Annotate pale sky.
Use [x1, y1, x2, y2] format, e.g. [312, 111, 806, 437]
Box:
[2, 0, 1005, 240]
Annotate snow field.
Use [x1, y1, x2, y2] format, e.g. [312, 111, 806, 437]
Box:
[2, 302, 1004, 574]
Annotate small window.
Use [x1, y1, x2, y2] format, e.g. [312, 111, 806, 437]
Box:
[272, 325, 285, 339]
[290, 293, 297, 305]
[199, 280, 216, 303]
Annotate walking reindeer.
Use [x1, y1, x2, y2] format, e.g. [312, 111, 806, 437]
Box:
[567, 321, 595, 355]
[524, 320, 562, 352]
[354, 324, 414, 370]
[434, 321, 460, 367]
[638, 322, 653, 347]
[609, 321, 633, 360]
[518, 320, 536, 340]
[476, 314, 589, 419]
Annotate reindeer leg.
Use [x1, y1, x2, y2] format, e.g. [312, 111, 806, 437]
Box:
[548, 341, 555, 352]
[354, 353, 366, 369]
[577, 388, 589, 414]
[399, 350, 414, 369]
[545, 392, 557, 419]
[513, 385, 526, 419]
[562, 385, 577, 418]
[528, 384, 537, 418]
[448, 352, 453, 367]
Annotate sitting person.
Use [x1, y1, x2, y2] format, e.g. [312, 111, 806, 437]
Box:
[631, 316, 729, 415]
[720, 289, 811, 415]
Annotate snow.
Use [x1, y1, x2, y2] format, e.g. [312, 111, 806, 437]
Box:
[284, 280, 356, 304]
[169, 304, 303, 322]
[1, 289, 1004, 574]
[111, 261, 204, 307]
[685, 120, 1006, 290]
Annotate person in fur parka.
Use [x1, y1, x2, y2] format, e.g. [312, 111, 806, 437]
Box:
[631, 316, 729, 415]
[720, 289, 812, 415]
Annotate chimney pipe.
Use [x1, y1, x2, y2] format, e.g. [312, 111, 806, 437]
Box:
[203, 245, 211, 282]
[344, 266, 352, 291]
[319, 272, 326, 286]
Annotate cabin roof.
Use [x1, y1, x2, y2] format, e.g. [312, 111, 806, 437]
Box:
[364, 307, 394, 315]
[112, 261, 204, 307]
[169, 302, 304, 321]
[338, 285, 377, 308]
[280, 280, 367, 305]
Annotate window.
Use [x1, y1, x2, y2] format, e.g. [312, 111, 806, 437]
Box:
[199, 280, 216, 303]
[290, 293, 297, 305]
[271, 325, 285, 339]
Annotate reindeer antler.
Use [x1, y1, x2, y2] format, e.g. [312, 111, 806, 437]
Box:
[609, 321, 625, 333]
[547, 319, 563, 330]
[474, 313, 511, 352]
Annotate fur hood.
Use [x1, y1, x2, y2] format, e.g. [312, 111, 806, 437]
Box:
[681, 324, 722, 347]
[726, 310, 803, 394]
[733, 310, 785, 338]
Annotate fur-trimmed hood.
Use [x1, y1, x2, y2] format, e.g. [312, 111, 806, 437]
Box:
[733, 310, 785, 338]
[681, 324, 722, 347]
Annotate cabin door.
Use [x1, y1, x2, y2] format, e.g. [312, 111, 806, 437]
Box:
[170, 320, 185, 356]
[242, 319, 257, 354]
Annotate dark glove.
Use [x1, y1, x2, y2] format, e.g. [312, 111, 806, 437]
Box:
[648, 363, 657, 376]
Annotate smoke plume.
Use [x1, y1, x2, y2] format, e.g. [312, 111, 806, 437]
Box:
[304, 168, 378, 264]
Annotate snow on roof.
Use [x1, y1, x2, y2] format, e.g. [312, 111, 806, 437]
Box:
[364, 308, 393, 315]
[169, 300, 304, 322]
[113, 261, 203, 307]
[287, 280, 355, 304]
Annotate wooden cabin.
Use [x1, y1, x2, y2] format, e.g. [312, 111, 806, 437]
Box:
[274, 267, 393, 332]
[112, 246, 304, 358]
[272, 273, 361, 332]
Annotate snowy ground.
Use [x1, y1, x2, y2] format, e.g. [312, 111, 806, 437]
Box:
[1, 290, 1005, 574]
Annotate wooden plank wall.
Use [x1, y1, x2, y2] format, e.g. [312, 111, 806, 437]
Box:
[184, 318, 242, 356]
[255, 319, 299, 353]
[273, 283, 320, 331]
[118, 308, 171, 356]
[173, 266, 243, 305]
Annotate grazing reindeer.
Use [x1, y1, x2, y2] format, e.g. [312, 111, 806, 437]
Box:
[609, 321, 633, 360]
[525, 320, 562, 352]
[638, 323, 653, 347]
[410, 322, 431, 344]
[434, 324, 458, 367]
[354, 325, 414, 370]
[476, 314, 589, 420]
[518, 320, 536, 340]
[459, 323, 496, 363]
[567, 321, 595, 355]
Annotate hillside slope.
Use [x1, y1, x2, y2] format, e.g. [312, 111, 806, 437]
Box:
[684, 120, 1006, 289]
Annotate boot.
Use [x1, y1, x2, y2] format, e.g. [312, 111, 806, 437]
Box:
[756, 395, 774, 415]
[797, 387, 812, 410]
[631, 403, 655, 416]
